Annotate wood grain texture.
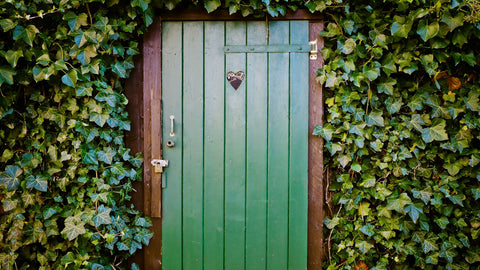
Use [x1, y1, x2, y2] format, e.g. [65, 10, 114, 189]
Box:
[161, 21, 183, 270]
[288, 20, 309, 270]
[267, 21, 290, 270]
[203, 21, 226, 270]
[308, 21, 325, 270]
[125, 53, 145, 269]
[245, 21, 268, 270]
[224, 21, 247, 270]
[142, 17, 163, 270]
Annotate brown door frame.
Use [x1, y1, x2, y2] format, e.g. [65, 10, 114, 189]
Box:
[125, 9, 325, 269]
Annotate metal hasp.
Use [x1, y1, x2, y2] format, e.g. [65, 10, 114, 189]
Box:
[309, 39, 318, 60]
[151, 159, 169, 173]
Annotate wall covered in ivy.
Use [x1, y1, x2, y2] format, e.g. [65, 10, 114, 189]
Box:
[1, 0, 479, 269]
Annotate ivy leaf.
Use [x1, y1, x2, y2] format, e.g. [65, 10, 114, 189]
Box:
[97, 147, 116, 164]
[63, 12, 88, 31]
[387, 193, 412, 213]
[26, 175, 48, 192]
[324, 216, 340, 229]
[93, 205, 112, 227]
[0, 19, 16, 32]
[377, 78, 396, 95]
[434, 216, 449, 229]
[0, 66, 16, 85]
[416, 20, 439, 42]
[3, 198, 18, 212]
[358, 202, 370, 216]
[313, 123, 335, 141]
[131, 0, 149, 11]
[404, 203, 423, 223]
[204, 0, 221, 12]
[112, 62, 127, 78]
[0, 165, 22, 191]
[359, 223, 375, 237]
[421, 119, 448, 143]
[464, 91, 479, 112]
[366, 110, 384, 127]
[61, 218, 86, 241]
[360, 174, 376, 188]
[441, 12, 463, 32]
[62, 70, 78, 87]
[12, 25, 39, 46]
[90, 112, 110, 127]
[391, 16, 413, 38]
[412, 187, 433, 205]
[422, 233, 439, 253]
[355, 240, 374, 254]
[5, 50, 23, 68]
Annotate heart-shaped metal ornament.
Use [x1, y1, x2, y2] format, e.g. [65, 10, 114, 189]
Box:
[227, 71, 245, 90]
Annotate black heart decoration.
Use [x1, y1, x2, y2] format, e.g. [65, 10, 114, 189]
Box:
[227, 71, 245, 90]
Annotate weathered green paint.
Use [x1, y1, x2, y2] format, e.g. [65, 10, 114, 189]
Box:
[162, 20, 309, 270]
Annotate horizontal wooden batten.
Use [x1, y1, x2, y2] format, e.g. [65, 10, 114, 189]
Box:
[224, 44, 311, 53]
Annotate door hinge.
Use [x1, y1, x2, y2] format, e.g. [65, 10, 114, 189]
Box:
[151, 159, 168, 173]
[309, 39, 318, 60]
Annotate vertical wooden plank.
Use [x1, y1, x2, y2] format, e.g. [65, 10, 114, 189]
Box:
[308, 21, 325, 270]
[267, 20, 290, 270]
[161, 21, 183, 270]
[245, 21, 268, 270]
[224, 21, 246, 270]
[288, 20, 309, 270]
[143, 18, 163, 270]
[203, 21, 225, 270]
[182, 21, 204, 270]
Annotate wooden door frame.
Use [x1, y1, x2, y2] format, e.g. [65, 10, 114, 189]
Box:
[125, 9, 325, 269]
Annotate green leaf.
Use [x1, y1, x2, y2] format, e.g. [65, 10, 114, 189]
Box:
[0, 165, 22, 191]
[0, 66, 16, 85]
[324, 216, 340, 229]
[90, 112, 110, 127]
[412, 187, 433, 205]
[441, 12, 463, 32]
[3, 198, 18, 212]
[355, 240, 374, 254]
[12, 25, 39, 46]
[377, 78, 396, 95]
[416, 20, 439, 42]
[0, 19, 16, 32]
[464, 91, 479, 111]
[93, 205, 112, 227]
[63, 12, 88, 31]
[387, 193, 412, 213]
[358, 202, 370, 216]
[340, 38, 356, 55]
[404, 204, 423, 223]
[5, 50, 23, 68]
[112, 62, 127, 78]
[421, 119, 448, 143]
[97, 147, 116, 164]
[359, 223, 375, 237]
[434, 216, 449, 229]
[422, 233, 439, 254]
[26, 175, 48, 192]
[366, 110, 384, 127]
[360, 174, 376, 188]
[313, 123, 334, 141]
[391, 16, 413, 38]
[43, 208, 57, 220]
[204, 0, 221, 12]
[61, 217, 86, 241]
[131, 0, 149, 11]
[62, 70, 78, 87]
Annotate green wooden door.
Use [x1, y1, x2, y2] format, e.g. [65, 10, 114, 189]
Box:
[161, 20, 309, 270]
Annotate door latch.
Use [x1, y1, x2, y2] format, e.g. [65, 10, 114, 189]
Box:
[309, 39, 318, 60]
[151, 159, 169, 173]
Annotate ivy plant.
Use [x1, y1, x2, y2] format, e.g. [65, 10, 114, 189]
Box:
[0, 0, 154, 269]
[314, 0, 480, 269]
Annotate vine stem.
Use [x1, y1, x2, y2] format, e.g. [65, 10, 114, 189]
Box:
[86, 2, 93, 25]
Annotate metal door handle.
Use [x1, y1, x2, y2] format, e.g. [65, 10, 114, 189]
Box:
[169, 115, 175, 137]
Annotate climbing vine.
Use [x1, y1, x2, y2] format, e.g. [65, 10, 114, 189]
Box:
[1, 0, 480, 269]
[314, 0, 480, 269]
[0, 1, 154, 269]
